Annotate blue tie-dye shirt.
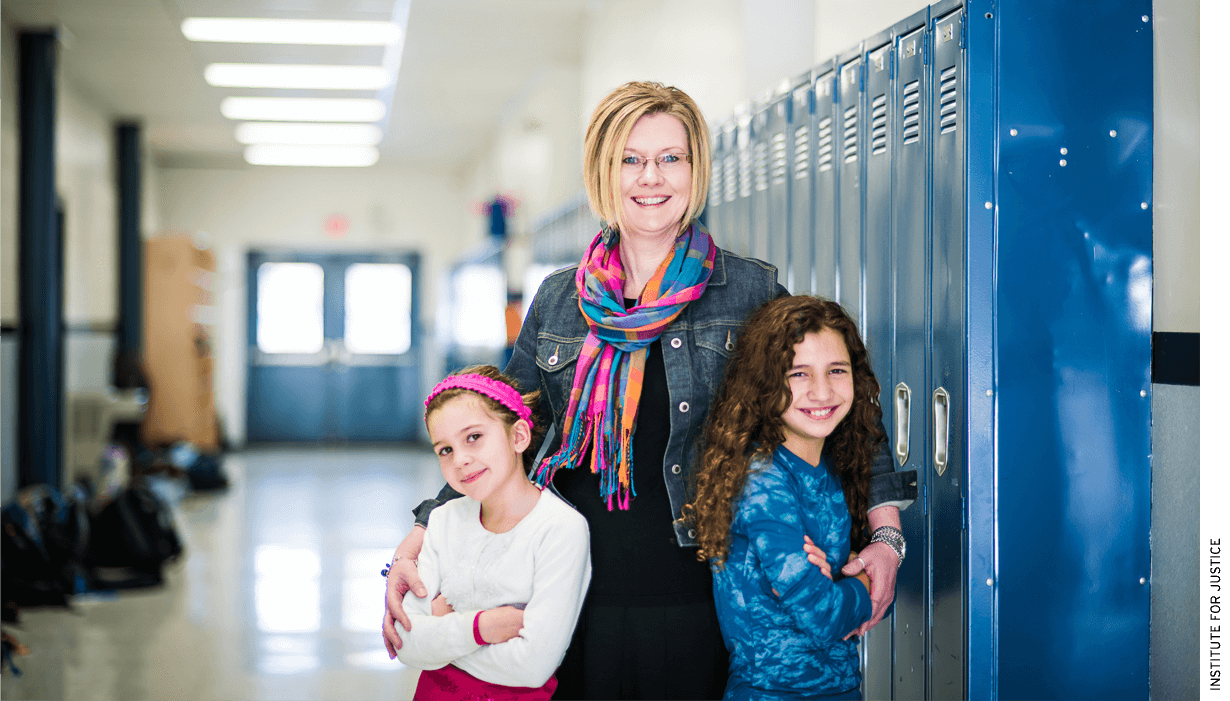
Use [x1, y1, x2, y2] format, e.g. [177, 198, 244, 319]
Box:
[712, 446, 872, 700]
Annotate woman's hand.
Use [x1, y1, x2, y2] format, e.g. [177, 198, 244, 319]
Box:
[841, 542, 897, 639]
[802, 535, 833, 580]
[430, 594, 453, 617]
[383, 526, 429, 658]
[477, 606, 525, 644]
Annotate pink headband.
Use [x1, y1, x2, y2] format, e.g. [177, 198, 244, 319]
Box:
[425, 374, 533, 429]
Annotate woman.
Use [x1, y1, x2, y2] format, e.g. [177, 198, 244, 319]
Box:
[383, 81, 915, 699]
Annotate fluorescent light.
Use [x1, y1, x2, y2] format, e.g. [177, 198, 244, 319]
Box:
[205, 64, 391, 90]
[182, 18, 400, 45]
[221, 97, 386, 122]
[244, 145, 380, 167]
[236, 122, 383, 146]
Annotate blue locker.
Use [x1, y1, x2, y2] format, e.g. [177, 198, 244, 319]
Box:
[863, 34, 894, 419]
[836, 50, 863, 327]
[766, 89, 792, 281]
[719, 119, 740, 252]
[888, 12, 931, 701]
[749, 100, 771, 262]
[732, 113, 753, 257]
[787, 76, 814, 293]
[928, 5, 967, 699]
[707, 119, 726, 247]
[811, 65, 838, 299]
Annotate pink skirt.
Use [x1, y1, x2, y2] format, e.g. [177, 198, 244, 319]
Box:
[414, 664, 557, 701]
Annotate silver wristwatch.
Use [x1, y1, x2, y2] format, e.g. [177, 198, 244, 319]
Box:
[870, 526, 906, 567]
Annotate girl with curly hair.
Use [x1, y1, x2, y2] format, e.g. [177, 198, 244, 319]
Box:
[685, 296, 889, 700]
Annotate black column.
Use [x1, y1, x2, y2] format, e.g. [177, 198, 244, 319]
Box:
[114, 122, 143, 387]
[18, 31, 62, 488]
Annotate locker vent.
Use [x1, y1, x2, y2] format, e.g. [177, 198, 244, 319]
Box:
[816, 117, 834, 172]
[710, 159, 723, 206]
[753, 140, 769, 192]
[903, 79, 921, 144]
[723, 155, 738, 203]
[793, 125, 810, 180]
[770, 132, 788, 185]
[842, 105, 858, 163]
[939, 65, 958, 134]
[871, 94, 888, 155]
[739, 146, 753, 198]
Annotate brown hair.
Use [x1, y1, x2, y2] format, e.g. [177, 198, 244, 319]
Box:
[583, 81, 711, 232]
[424, 365, 547, 473]
[684, 296, 885, 569]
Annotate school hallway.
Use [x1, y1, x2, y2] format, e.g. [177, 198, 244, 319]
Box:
[1, 448, 440, 701]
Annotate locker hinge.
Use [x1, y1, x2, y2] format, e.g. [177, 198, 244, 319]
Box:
[961, 495, 967, 530]
[959, 11, 967, 49]
[922, 481, 928, 516]
[889, 47, 896, 80]
[923, 28, 931, 66]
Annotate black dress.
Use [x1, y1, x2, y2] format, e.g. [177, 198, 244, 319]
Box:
[551, 337, 729, 700]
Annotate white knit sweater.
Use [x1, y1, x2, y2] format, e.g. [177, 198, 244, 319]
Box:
[395, 489, 591, 688]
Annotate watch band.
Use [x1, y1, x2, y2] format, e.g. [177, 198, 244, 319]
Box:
[870, 526, 906, 567]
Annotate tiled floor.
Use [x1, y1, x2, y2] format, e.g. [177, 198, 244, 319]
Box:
[2, 446, 445, 701]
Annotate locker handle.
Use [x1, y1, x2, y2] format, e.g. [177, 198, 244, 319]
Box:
[933, 387, 950, 476]
[894, 382, 911, 466]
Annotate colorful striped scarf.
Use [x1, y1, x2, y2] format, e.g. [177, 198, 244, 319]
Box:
[532, 223, 716, 510]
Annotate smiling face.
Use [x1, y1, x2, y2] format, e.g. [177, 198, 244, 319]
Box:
[427, 394, 531, 504]
[781, 328, 855, 465]
[618, 112, 692, 244]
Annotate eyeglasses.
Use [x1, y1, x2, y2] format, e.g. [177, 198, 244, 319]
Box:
[621, 152, 692, 172]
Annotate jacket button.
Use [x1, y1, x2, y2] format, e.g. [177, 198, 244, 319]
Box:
[671, 464, 681, 475]
[687, 529, 697, 539]
[670, 337, 682, 349]
[678, 402, 689, 413]
[547, 354, 558, 366]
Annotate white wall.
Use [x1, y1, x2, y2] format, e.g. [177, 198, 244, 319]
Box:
[157, 165, 471, 445]
[2, 19, 21, 326]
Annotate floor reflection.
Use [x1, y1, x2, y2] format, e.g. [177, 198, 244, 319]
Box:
[1, 446, 440, 701]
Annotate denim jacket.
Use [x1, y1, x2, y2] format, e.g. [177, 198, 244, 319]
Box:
[414, 247, 917, 547]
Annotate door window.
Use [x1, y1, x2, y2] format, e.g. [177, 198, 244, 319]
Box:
[256, 262, 324, 354]
[344, 263, 412, 354]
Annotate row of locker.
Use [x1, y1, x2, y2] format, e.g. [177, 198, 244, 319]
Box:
[707, 5, 967, 698]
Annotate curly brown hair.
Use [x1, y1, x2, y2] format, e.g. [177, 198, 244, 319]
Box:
[424, 365, 547, 473]
[683, 296, 885, 569]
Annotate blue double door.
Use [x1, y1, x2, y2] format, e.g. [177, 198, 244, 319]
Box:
[246, 251, 423, 443]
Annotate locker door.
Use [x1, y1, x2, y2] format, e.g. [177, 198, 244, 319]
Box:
[766, 91, 792, 280]
[732, 113, 753, 257]
[929, 6, 967, 700]
[891, 17, 931, 701]
[708, 120, 726, 246]
[720, 120, 740, 252]
[788, 76, 814, 293]
[860, 32, 898, 701]
[811, 66, 838, 299]
[863, 37, 894, 417]
[836, 52, 863, 327]
[749, 101, 772, 262]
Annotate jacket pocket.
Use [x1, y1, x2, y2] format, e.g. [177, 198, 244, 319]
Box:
[693, 320, 743, 394]
[534, 333, 586, 425]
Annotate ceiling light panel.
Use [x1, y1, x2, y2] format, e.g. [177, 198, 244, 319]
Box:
[205, 64, 392, 90]
[236, 123, 383, 146]
[183, 18, 401, 46]
[221, 98, 387, 122]
[244, 145, 380, 167]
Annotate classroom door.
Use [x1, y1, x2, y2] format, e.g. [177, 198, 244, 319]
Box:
[246, 251, 423, 442]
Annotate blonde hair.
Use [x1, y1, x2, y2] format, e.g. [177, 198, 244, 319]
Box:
[583, 81, 711, 233]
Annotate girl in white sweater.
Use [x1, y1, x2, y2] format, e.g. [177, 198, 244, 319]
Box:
[394, 365, 591, 700]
